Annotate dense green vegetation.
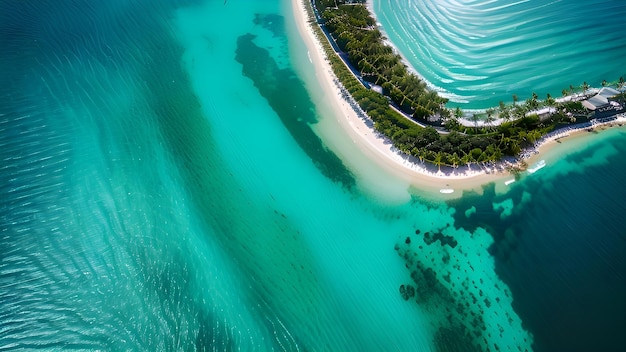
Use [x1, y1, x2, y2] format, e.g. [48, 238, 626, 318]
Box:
[321, 3, 447, 120]
[307, 0, 621, 168]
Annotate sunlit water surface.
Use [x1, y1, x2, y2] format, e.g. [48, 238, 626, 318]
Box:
[372, 0, 626, 109]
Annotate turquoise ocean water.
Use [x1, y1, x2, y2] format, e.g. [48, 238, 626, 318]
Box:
[1, 0, 624, 351]
[372, 0, 626, 109]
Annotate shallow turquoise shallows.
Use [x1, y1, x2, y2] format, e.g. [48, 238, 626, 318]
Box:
[372, 0, 626, 109]
[0, 1, 624, 351]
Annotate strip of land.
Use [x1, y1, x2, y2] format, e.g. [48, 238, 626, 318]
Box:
[292, 0, 507, 195]
[291, 0, 626, 196]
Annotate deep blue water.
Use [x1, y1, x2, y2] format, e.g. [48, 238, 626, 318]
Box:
[497, 147, 626, 351]
[449, 130, 626, 351]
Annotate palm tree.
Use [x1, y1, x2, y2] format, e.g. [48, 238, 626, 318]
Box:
[498, 100, 506, 113]
[451, 153, 460, 169]
[525, 92, 538, 111]
[470, 113, 480, 133]
[582, 81, 589, 95]
[500, 109, 511, 123]
[434, 152, 443, 172]
[485, 108, 496, 129]
[512, 105, 526, 121]
[546, 93, 555, 107]
[512, 94, 518, 106]
[454, 106, 463, 119]
[416, 149, 424, 163]
[562, 89, 568, 97]
[460, 151, 471, 167]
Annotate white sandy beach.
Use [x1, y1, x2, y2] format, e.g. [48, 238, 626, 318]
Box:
[291, 0, 508, 196]
[290, 0, 625, 198]
[526, 114, 626, 166]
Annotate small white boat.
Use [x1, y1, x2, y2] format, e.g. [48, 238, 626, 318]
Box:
[504, 179, 516, 186]
[527, 160, 546, 174]
[439, 188, 454, 194]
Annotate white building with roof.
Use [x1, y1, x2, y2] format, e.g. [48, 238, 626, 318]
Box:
[598, 87, 620, 98]
[582, 93, 610, 111]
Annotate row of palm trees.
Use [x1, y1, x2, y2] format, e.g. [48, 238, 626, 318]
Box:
[459, 75, 625, 132]
[313, 1, 623, 167]
[560, 77, 625, 97]
[320, 3, 448, 120]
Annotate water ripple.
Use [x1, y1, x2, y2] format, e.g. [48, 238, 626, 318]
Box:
[374, 0, 626, 108]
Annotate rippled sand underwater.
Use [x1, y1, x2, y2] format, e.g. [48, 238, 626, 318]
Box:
[1, 0, 625, 351]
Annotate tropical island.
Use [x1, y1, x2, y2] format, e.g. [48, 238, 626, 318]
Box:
[303, 0, 626, 170]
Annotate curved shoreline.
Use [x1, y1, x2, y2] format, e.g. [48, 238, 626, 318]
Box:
[364, 0, 450, 103]
[367, 0, 626, 110]
[291, 0, 625, 197]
